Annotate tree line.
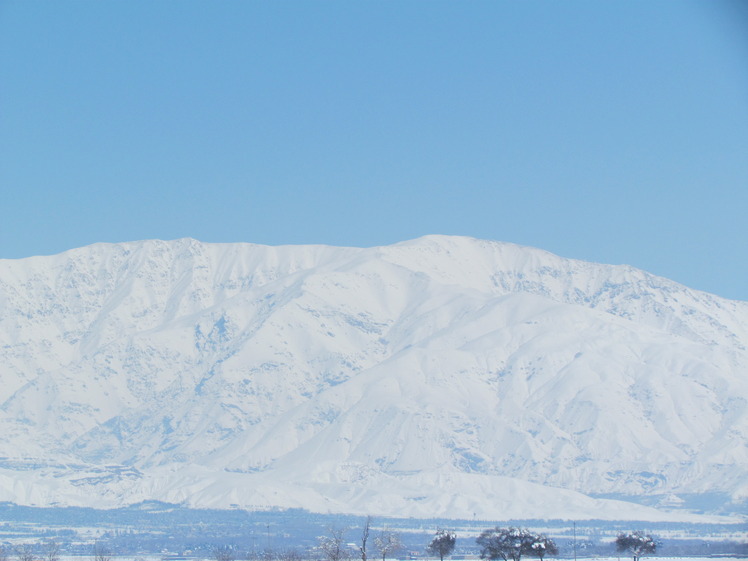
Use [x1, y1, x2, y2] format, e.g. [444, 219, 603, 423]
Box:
[312, 522, 657, 561]
[0, 523, 658, 561]
[421, 526, 656, 561]
[0, 542, 111, 561]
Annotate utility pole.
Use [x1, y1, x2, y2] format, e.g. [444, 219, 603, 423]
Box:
[573, 521, 577, 561]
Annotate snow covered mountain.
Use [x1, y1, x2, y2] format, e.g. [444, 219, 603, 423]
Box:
[0, 236, 746, 521]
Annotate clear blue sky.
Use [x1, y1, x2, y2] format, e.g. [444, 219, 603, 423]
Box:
[1, 1, 747, 300]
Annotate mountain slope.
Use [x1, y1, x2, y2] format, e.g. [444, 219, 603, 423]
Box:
[0, 236, 746, 520]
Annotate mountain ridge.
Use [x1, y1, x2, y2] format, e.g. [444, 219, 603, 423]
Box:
[0, 236, 746, 521]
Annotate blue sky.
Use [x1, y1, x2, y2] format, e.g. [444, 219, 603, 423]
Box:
[1, 1, 747, 300]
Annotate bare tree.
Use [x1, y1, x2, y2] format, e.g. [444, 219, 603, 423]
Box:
[615, 532, 657, 561]
[92, 543, 111, 561]
[43, 541, 60, 561]
[477, 527, 536, 561]
[214, 546, 236, 561]
[277, 549, 303, 561]
[427, 530, 456, 561]
[359, 516, 372, 561]
[374, 527, 402, 561]
[0, 545, 8, 561]
[477, 528, 558, 561]
[529, 535, 558, 561]
[318, 527, 352, 561]
[16, 545, 36, 561]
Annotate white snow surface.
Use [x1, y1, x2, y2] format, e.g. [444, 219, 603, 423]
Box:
[0, 235, 746, 521]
